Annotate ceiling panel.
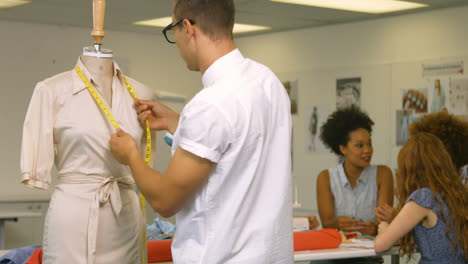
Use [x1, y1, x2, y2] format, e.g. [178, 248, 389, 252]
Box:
[0, 0, 466, 37]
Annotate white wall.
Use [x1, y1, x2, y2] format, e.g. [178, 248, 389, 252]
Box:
[236, 5, 468, 213]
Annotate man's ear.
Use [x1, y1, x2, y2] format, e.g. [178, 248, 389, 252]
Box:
[183, 19, 195, 38]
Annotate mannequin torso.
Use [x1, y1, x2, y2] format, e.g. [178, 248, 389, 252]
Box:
[80, 55, 113, 107]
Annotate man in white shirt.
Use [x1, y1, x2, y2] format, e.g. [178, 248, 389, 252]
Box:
[109, 0, 293, 263]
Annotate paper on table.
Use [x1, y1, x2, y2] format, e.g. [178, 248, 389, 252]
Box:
[340, 238, 375, 249]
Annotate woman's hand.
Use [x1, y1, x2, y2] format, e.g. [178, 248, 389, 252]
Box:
[375, 204, 397, 224]
[357, 221, 377, 236]
[336, 216, 360, 232]
[307, 214, 320, 230]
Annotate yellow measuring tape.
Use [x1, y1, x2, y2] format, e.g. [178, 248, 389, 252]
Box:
[75, 66, 149, 264]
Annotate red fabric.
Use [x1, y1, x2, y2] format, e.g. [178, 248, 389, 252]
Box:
[21, 230, 340, 263]
[293, 229, 342, 251]
[24, 247, 42, 264]
[147, 240, 173, 262]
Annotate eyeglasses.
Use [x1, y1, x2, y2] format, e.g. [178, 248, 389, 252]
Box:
[162, 18, 195, 44]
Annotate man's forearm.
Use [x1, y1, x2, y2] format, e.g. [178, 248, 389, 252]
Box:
[127, 153, 168, 214]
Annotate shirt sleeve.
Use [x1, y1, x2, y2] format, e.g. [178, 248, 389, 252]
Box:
[405, 188, 437, 211]
[20, 82, 55, 190]
[176, 99, 233, 163]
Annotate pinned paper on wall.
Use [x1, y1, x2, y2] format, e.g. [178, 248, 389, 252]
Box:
[422, 61, 464, 76]
[402, 88, 428, 113]
[336, 77, 361, 109]
[305, 104, 328, 153]
[396, 109, 423, 146]
[428, 78, 449, 113]
[283, 80, 298, 114]
[447, 77, 468, 116]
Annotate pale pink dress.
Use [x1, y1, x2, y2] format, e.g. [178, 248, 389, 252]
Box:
[20, 58, 154, 264]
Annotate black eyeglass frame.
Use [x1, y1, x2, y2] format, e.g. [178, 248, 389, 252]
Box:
[162, 18, 196, 44]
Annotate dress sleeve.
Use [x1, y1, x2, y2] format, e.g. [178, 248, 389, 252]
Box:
[20, 82, 55, 190]
[405, 188, 437, 211]
[176, 99, 233, 163]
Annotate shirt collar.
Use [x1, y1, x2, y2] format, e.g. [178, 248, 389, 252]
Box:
[201, 49, 244, 88]
[72, 57, 123, 94]
[338, 162, 370, 188]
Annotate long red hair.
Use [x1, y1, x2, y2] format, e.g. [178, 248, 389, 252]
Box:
[396, 132, 468, 258]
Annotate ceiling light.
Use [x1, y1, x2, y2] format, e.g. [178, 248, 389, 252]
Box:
[134, 17, 271, 34]
[133, 17, 173, 28]
[270, 0, 427, 14]
[0, 0, 31, 8]
[233, 23, 271, 34]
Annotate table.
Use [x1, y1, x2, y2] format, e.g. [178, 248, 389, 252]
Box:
[294, 246, 400, 264]
[1, 245, 400, 263]
[0, 211, 42, 249]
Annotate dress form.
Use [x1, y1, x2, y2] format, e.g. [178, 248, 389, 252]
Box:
[81, 0, 113, 106]
[80, 52, 114, 107]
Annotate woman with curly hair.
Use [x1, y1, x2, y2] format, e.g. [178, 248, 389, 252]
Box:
[409, 110, 468, 182]
[375, 132, 468, 263]
[376, 111, 468, 224]
[314, 106, 394, 264]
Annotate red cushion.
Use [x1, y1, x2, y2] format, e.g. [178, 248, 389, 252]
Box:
[147, 240, 173, 262]
[293, 229, 342, 251]
[24, 247, 42, 264]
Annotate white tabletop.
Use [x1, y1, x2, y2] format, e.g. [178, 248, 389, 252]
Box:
[1, 245, 398, 263]
[294, 247, 397, 261]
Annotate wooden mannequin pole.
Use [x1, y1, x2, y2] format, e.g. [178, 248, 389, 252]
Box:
[91, 0, 106, 45]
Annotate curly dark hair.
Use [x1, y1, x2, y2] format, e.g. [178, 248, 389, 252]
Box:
[320, 106, 374, 156]
[409, 111, 468, 170]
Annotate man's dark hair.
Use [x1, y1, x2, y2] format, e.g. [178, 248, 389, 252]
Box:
[320, 106, 374, 156]
[173, 0, 235, 40]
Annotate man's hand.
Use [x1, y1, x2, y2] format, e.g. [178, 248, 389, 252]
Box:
[110, 129, 140, 165]
[375, 204, 397, 224]
[135, 99, 180, 134]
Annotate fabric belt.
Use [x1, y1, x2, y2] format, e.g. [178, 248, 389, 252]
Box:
[58, 174, 135, 264]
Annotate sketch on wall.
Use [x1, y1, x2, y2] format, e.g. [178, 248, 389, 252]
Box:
[447, 77, 468, 116]
[396, 109, 413, 146]
[402, 88, 428, 113]
[336, 77, 361, 109]
[305, 105, 328, 153]
[283, 80, 298, 114]
[429, 78, 448, 113]
[396, 109, 424, 146]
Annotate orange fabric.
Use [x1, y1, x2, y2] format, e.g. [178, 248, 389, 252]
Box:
[147, 240, 173, 262]
[293, 229, 342, 251]
[24, 247, 42, 264]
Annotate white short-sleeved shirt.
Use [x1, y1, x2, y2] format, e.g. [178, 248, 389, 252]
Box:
[171, 49, 293, 264]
